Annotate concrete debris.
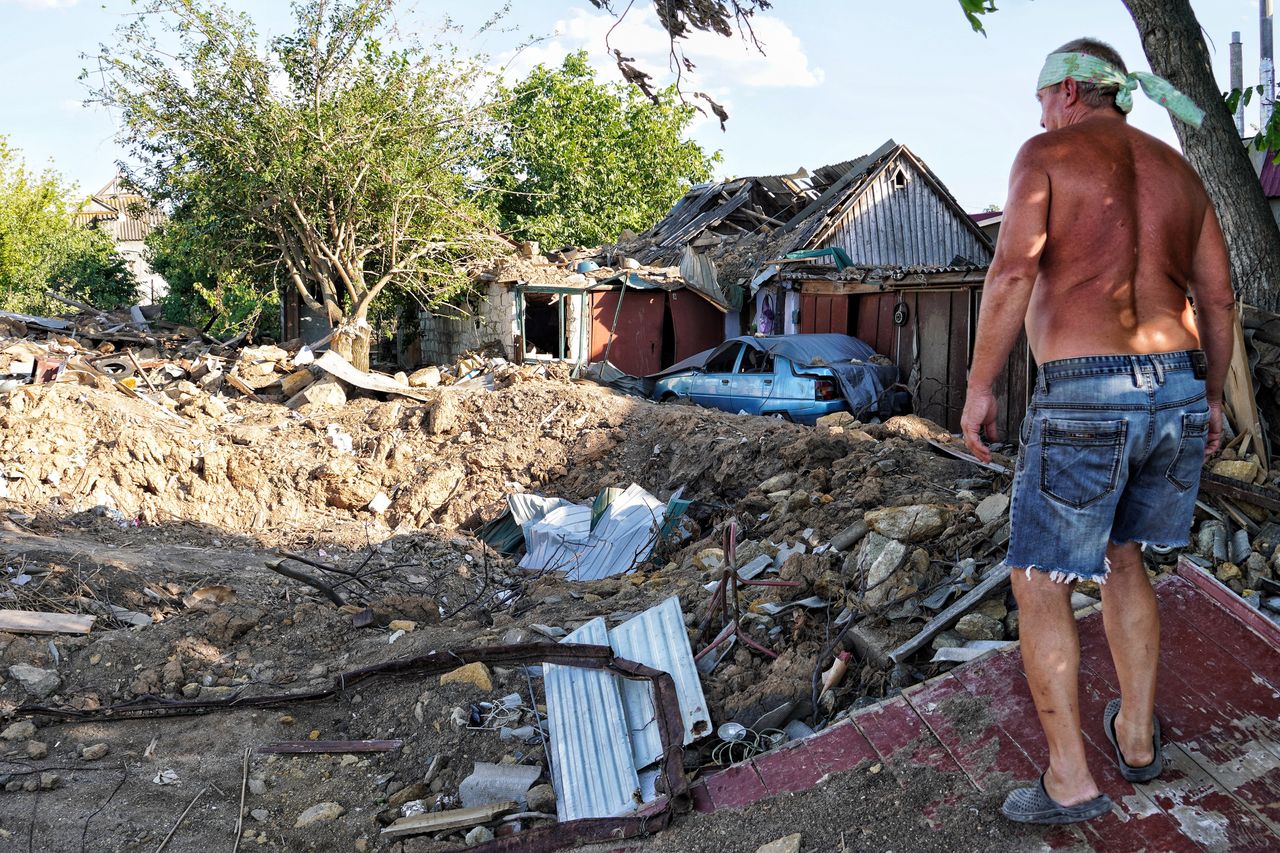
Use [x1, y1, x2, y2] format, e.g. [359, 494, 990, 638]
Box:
[8, 664, 60, 698]
[294, 801, 346, 828]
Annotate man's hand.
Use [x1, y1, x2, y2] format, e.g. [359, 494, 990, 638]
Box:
[1205, 400, 1223, 460]
[961, 388, 999, 464]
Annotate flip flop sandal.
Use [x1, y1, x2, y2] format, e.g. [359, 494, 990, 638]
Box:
[1104, 698, 1164, 783]
[1001, 774, 1112, 825]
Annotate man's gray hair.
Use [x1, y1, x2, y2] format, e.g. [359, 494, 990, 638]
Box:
[1051, 38, 1128, 113]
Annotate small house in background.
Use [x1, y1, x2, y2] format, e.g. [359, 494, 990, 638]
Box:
[410, 252, 728, 378]
[970, 210, 1003, 245]
[72, 173, 168, 304]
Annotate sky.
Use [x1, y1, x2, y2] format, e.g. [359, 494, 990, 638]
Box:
[0, 0, 1268, 212]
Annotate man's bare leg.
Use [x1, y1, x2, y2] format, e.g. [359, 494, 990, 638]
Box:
[1099, 541, 1158, 766]
[1012, 568, 1101, 805]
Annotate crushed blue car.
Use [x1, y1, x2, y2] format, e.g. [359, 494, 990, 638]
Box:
[649, 334, 901, 425]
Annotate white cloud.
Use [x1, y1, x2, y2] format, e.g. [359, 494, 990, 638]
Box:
[494, 6, 822, 93]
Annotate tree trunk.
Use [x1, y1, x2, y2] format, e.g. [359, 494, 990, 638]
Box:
[1124, 0, 1280, 311]
[332, 316, 372, 372]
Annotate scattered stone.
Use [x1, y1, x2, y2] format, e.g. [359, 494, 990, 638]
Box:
[465, 826, 495, 846]
[250, 808, 269, 822]
[8, 665, 60, 699]
[38, 772, 59, 791]
[1, 721, 36, 741]
[1216, 562, 1243, 583]
[975, 493, 1010, 525]
[286, 378, 346, 410]
[692, 548, 725, 572]
[248, 777, 267, 796]
[1212, 459, 1263, 485]
[756, 833, 802, 853]
[25, 741, 47, 759]
[526, 783, 556, 813]
[1005, 610, 1020, 639]
[387, 619, 416, 632]
[955, 613, 1004, 641]
[974, 599, 1008, 621]
[863, 504, 949, 543]
[80, 743, 109, 761]
[930, 630, 964, 652]
[408, 366, 441, 388]
[294, 802, 345, 828]
[758, 473, 795, 493]
[440, 662, 493, 692]
[831, 520, 870, 552]
[852, 533, 910, 608]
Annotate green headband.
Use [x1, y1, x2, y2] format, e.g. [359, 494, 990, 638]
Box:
[1037, 51, 1205, 129]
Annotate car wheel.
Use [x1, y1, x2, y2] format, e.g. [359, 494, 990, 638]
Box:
[764, 412, 792, 422]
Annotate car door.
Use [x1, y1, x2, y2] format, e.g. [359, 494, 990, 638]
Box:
[688, 342, 743, 410]
[732, 347, 776, 415]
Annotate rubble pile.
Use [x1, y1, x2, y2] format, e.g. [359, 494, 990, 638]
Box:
[0, 304, 1278, 850]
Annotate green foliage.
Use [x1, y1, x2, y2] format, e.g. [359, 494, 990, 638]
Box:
[147, 207, 280, 339]
[957, 0, 999, 35]
[0, 139, 138, 314]
[485, 51, 719, 248]
[94, 0, 507, 364]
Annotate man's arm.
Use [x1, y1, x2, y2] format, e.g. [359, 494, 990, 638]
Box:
[1187, 202, 1235, 457]
[961, 140, 1051, 463]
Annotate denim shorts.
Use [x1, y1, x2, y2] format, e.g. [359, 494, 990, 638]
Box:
[1008, 350, 1209, 583]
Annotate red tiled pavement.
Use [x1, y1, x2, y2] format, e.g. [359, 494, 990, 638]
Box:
[690, 568, 1280, 851]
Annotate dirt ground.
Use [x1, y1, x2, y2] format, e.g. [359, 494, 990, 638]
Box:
[0, 372, 1060, 852]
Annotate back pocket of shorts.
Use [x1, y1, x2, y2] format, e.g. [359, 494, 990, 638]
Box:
[1165, 410, 1210, 491]
[1040, 418, 1127, 509]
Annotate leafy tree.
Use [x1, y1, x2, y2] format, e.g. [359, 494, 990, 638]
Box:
[0, 138, 138, 314]
[486, 51, 718, 248]
[92, 0, 507, 368]
[147, 202, 281, 340]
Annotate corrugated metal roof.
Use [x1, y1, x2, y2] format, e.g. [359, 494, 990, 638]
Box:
[518, 484, 670, 581]
[609, 596, 712, 769]
[546, 618, 641, 821]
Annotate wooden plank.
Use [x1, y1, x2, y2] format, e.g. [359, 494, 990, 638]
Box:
[1143, 744, 1280, 851]
[918, 292, 950, 427]
[800, 719, 879, 777]
[970, 654, 1201, 853]
[1174, 558, 1280, 648]
[854, 294, 880, 350]
[1077, 586, 1280, 835]
[798, 280, 888, 297]
[902, 673, 1039, 789]
[946, 290, 969, 432]
[381, 802, 517, 838]
[1225, 311, 1268, 472]
[257, 739, 403, 754]
[1074, 665, 1276, 851]
[889, 563, 1010, 663]
[1197, 472, 1280, 513]
[850, 695, 968, 783]
[0, 610, 95, 635]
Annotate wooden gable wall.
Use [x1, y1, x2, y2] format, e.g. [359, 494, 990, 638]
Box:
[817, 157, 992, 268]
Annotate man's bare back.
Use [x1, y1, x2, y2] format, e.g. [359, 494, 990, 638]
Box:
[1022, 115, 1207, 363]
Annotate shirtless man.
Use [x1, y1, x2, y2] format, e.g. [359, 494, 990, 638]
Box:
[960, 38, 1235, 824]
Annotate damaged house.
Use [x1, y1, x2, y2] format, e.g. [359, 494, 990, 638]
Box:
[624, 140, 1014, 434]
[413, 140, 1027, 433]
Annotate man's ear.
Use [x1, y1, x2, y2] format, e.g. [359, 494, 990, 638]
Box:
[1062, 77, 1080, 106]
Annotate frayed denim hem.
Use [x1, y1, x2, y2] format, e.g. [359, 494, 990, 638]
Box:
[1108, 538, 1190, 552]
[1015, 560, 1111, 586]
